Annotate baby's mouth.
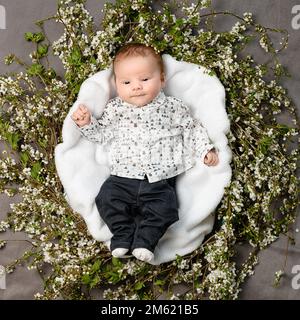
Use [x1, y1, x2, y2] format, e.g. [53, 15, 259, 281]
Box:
[132, 94, 145, 97]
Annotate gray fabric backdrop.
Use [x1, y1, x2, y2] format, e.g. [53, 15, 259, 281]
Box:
[0, 0, 299, 300]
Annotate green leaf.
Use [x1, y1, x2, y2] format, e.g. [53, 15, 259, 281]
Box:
[92, 260, 101, 272]
[24, 32, 45, 43]
[154, 279, 165, 286]
[32, 32, 45, 43]
[6, 132, 20, 150]
[24, 32, 34, 41]
[258, 137, 273, 154]
[27, 63, 44, 76]
[105, 271, 122, 284]
[37, 44, 49, 58]
[20, 151, 29, 166]
[38, 137, 48, 149]
[31, 162, 42, 180]
[276, 124, 289, 135]
[81, 274, 91, 285]
[134, 282, 144, 291]
[72, 83, 81, 95]
[175, 254, 183, 264]
[68, 47, 82, 65]
[112, 257, 123, 267]
[64, 216, 73, 225]
[90, 275, 101, 288]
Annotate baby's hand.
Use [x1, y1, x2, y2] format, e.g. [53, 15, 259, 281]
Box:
[204, 149, 219, 166]
[71, 104, 91, 127]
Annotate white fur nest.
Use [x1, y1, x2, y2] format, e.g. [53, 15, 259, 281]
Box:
[55, 54, 232, 265]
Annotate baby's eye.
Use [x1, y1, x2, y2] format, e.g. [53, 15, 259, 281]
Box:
[123, 81, 130, 85]
[142, 78, 149, 81]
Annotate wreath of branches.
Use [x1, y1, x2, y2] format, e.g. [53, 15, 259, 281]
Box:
[0, 0, 298, 299]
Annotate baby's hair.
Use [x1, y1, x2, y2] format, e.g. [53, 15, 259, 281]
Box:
[113, 43, 165, 76]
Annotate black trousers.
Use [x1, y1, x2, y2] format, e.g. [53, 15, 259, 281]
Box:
[95, 175, 179, 253]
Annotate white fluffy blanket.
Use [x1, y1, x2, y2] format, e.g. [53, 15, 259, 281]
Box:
[54, 54, 232, 265]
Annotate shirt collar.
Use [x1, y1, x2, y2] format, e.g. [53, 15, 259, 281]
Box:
[117, 91, 165, 108]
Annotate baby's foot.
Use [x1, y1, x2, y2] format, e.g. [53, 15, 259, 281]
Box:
[112, 248, 129, 258]
[132, 248, 154, 262]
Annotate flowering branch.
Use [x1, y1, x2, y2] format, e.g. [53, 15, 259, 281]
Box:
[0, 0, 298, 300]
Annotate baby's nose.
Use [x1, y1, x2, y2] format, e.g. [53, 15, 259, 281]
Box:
[132, 82, 142, 90]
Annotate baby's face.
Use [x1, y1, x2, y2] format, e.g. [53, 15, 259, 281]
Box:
[114, 55, 165, 107]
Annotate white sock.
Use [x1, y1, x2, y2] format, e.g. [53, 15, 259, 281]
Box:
[132, 248, 154, 262]
[112, 248, 129, 258]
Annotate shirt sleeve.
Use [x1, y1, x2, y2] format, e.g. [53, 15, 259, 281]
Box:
[77, 102, 116, 144]
[176, 102, 215, 162]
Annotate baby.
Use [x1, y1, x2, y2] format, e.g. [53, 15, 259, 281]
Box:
[71, 43, 219, 262]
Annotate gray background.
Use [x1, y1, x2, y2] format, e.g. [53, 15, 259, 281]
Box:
[0, 0, 299, 300]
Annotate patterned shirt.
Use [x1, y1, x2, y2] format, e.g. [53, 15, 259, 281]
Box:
[78, 91, 214, 183]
